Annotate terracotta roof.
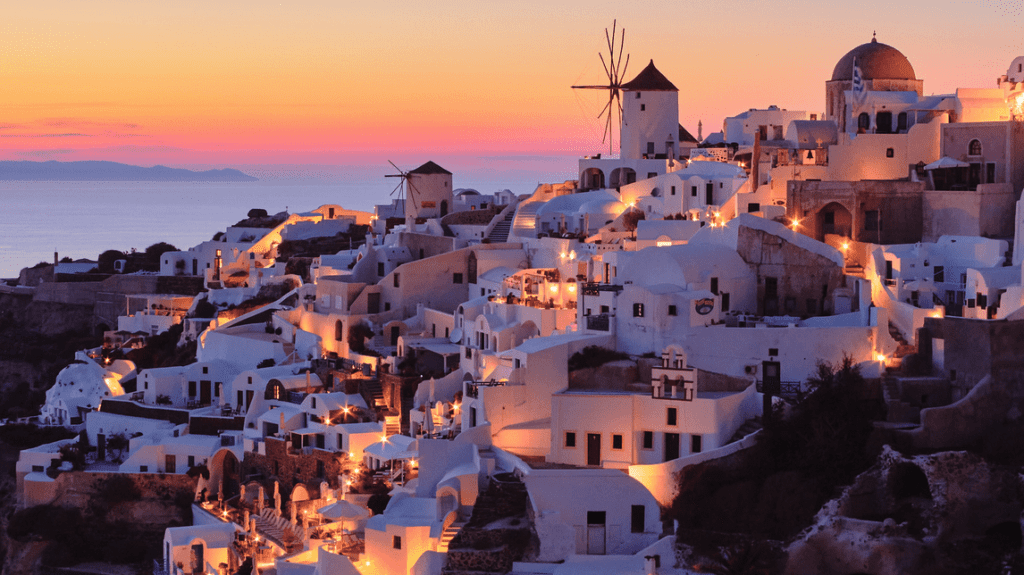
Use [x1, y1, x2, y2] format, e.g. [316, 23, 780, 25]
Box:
[678, 124, 698, 143]
[410, 161, 452, 175]
[831, 38, 916, 82]
[622, 60, 678, 91]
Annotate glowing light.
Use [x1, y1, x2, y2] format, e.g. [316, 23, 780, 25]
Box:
[656, 241, 672, 247]
[790, 218, 800, 231]
[567, 284, 577, 293]
[453, 404, 460, 412]
[841, 242, 850, 251]
[875, 353, 886, 363]
[559, 252, 567, 259]
[549, 284, 558, 293]
[714, 212, 720, 218]
[349, 451, 355, 458]
[569, 250, 576, 260]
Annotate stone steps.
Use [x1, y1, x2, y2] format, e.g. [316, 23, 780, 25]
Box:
[728, 417, 763, 444]
[437, 520, 467, 553]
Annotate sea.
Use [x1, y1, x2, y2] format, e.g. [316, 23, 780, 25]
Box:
[0, 158, 577, 279]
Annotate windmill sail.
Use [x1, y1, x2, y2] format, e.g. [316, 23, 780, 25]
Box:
[572, 20, 629, 155]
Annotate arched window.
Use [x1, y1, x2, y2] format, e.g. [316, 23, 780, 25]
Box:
[858, 113, 870, 132]
[334, 320, 343, 341]
[969, 139, 982, 156]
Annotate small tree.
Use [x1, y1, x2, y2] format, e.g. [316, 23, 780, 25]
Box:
[105, 432, 129, 462]
[348, 322, 374, 354]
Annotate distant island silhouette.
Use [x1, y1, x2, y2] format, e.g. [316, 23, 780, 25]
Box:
[0, 160, 258, 181]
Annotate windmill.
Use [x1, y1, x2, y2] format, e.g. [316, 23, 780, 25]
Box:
[385, 160, 419, 211]
[572, 20, 630, 156]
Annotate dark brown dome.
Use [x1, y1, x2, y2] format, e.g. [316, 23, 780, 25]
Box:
[831, 38, 916, 82]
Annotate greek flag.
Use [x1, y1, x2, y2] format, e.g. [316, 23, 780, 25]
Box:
[852, 57, 866, 103]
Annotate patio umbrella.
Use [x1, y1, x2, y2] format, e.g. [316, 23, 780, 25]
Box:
[317, 500, 369, 522]
[924, 156, 969, 170]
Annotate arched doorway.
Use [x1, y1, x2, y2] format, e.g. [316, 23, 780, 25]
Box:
[440, 200, 449, 217]
[857, 113, 870, 133]
[816, 202, 852, 241]
[581, 168, 605, 189]
[610, 167, 636, 188]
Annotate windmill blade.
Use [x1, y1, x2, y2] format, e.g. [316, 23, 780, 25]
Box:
[388, 160, 404, 174]
[619, 54, 630, 85]
[572, 84, 614, 90]
[390, 180, 404, 196]
[599, 52, 611, 82]
[616, 28, 626, 81]
[597, 97, 612, 119]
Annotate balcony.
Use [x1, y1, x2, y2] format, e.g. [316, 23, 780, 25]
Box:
[586, 314, 610, 331]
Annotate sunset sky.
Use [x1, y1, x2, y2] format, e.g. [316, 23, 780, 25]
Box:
[2, 0, 1021, 168]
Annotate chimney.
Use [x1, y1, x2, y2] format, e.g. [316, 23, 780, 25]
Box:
[54, 251, 58, 266]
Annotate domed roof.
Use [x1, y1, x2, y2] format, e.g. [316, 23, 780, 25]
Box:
[831, 38, 916, 82]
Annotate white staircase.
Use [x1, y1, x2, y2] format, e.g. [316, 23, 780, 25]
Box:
[510, 201, 544, 238]
[437, 520, 467, 553]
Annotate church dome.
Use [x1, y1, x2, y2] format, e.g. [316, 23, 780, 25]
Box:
[830, 38, 916, 82]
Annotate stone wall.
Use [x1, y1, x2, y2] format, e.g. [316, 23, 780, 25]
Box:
[737, 225, 846, 317]
[239, 436, 342, 497]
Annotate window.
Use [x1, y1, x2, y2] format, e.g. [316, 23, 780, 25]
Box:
[768, 347, 779, 356]
[640, 104, 646, 111]
[885, 148, 894, 158]
[393, 273, 400, 288]
[667, 407, 677, 426]
[691, 434, 702, 453]
[969, 139, 982, 156]
[747, 202, 760, 213]
[32, 465, 44, 473]
[642, 431, 654, 449]
[897, 112, 908, 132]
[453, 273, 463, 284]
[600, 305, 610, 314]
[934, 266, 944, 283]
[864, 210, 881, 231]
[647, 142, 655, 155]
[987, 163, 996, 183]
[612, 434, 623, 449]
[668, 305, 677, 316]
[202, 366, 208, 374]
[978, 293, 988, 308]
[633, 303, 644, 317]
[722, 293, 730, 312]
[377, 262, 385, 276]
[631, 505, 645, 533]
[635, 92, 641, 99]
[647, 172, 658, 179]
[710, 277, 719, 295]
[671, 186, 676, 196]
[188, 381, 197, 397]
[691, 186, 697, 197]
[311, 397, 316, 409]
[140, 465, 148, 472]
[858, 113, 870, 132]
[384, 302, 391, 311]
[565, 432, 577, 448]
[393, 536, 402, 550]
[188, 455, 195, 468]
